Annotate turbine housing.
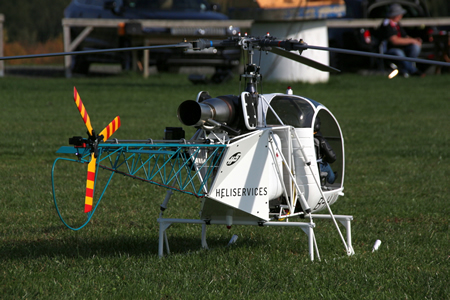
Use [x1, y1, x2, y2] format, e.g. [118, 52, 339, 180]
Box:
[177, 95, 244, 135]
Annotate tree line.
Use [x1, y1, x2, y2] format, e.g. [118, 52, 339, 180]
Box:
[0, 0, 70, 43]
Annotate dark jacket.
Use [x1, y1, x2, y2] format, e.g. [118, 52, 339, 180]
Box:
[314, 131, 336, 164]
[377, 19, 408, 49]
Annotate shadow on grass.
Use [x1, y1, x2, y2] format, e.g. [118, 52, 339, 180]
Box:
[0, 226, 262, 260]
[5, 66, 121, 78]
[4, 66, 201, 87]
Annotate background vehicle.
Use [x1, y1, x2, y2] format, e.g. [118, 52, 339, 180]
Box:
[65, 0, 241, 76]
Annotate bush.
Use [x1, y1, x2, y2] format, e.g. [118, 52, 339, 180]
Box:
[4, 37, 64, 65]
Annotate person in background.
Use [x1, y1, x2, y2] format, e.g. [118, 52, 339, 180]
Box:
[378, 3, 424, 77]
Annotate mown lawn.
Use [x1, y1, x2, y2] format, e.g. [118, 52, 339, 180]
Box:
[0, 72, 449, 299]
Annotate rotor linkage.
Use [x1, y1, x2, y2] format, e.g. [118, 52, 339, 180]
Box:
[191, 37, 239, 50]
[257, 37, 306, 54]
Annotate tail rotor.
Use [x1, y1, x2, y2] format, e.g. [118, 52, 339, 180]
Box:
[72, 87, 121, 213]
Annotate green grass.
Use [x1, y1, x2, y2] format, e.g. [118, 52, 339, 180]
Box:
[0, 72, 449, 299]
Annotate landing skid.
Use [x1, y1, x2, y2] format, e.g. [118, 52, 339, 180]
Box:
[157, 191, 354, 261]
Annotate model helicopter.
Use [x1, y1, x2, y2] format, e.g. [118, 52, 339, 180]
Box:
[2, 34, 450, 261]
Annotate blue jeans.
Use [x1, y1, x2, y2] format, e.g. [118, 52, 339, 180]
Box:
[386, 44, 421, 74]
[320, 162, 335, 184]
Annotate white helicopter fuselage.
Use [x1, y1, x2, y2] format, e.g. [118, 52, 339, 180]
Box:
[198, 92, 345, 225]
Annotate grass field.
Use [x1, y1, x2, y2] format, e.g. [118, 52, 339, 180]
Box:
[0, 72, 449, 299]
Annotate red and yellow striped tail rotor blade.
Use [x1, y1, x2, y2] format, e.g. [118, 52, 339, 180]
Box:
[73, 87, 94, 136]
[84, 153, 96, 213]
[99, 116, 121, 141]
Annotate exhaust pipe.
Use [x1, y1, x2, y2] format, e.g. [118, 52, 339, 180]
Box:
[177, 97, 236, 127]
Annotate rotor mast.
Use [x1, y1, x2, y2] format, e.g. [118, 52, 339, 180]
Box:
[239, 35, 262, 94]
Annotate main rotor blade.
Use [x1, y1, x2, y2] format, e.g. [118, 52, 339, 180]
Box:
[270, 47, 340, 73]
[0, 43, 191, 61]
[74, 87, 94, 137]
[296, 44, 450, 68]
[85, 154, 96, 213]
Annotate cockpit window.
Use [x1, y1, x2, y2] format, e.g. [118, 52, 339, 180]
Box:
[265, 96, 315, 128]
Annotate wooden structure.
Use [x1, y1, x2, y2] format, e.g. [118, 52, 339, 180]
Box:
[62, 18, 253, 78]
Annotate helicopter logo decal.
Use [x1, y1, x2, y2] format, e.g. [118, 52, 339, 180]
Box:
[215, 187, 268, 199]
[226, 152, 241, 166]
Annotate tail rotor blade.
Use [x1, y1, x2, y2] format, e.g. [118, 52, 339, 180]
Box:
[73, 89, 120, 213]
[99, 116, 121, 141]
[84, 116, 120, 213]
[74, 87, 94, 136]
[85, 153, 96, 213]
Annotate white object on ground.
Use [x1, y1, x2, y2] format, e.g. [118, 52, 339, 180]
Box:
[227, 234, 238, 246]
[372, 239, 381, 252]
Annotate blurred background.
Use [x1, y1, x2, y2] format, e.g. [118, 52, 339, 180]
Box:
[1, 0, 449, 72]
